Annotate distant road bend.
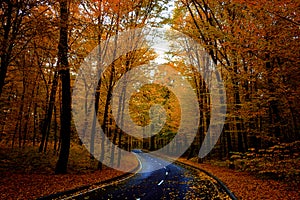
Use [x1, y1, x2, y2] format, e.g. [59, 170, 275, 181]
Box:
[61, 150, 236, 200]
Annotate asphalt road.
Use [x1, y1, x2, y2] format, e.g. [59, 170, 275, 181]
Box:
[68, 151, 232, 200]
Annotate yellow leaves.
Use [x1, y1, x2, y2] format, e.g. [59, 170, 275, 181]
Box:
[129, 83, 180, 132]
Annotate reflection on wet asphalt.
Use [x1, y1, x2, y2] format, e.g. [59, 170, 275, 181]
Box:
[75, 153, 231, 200]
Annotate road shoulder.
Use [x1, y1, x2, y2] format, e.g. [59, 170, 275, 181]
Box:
[178, 158, 300, 200]
[1, 159, 140, 200]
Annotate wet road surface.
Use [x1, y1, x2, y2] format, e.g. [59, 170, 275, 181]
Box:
[68, 152, 232, 200]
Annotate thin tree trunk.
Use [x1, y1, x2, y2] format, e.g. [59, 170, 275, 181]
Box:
[90, 79, 101, 159]
[0, 2, 13, 97]
[110, 115, 116, 167]
[53, 104, 58, 154]
[18, 74, 27, 148]
[98, 11, 120, 170]
[22, 88, 35, 147]
[39, 71, 59, 152]
[33, 84, 40, 146]
[225, 123, 232, 158]
[266, 55, 281, 138]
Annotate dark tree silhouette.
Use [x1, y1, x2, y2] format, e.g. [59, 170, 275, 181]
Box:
[55, 0, 71, 174]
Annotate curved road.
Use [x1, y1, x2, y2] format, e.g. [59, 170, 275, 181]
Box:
[67, 151, 233, 200]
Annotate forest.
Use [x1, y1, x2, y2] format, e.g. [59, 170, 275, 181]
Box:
[0, 0, 299, 199]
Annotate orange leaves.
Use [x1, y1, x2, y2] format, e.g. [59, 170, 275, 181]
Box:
[105, 0, 122, 13]
[91, 0, 135, 14]
[179, 158, 300, 200]
[0, 144, 138, 199]
[0, 169, 125, 200]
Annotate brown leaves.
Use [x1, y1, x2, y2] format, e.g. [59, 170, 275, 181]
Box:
[179, 158, 300, 200]
[0, 168, 125, 200]
[0, 144, 138, 200]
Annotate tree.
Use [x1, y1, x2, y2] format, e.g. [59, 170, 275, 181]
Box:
[171, 0, 300, 157]
[55, 0, 71, 174]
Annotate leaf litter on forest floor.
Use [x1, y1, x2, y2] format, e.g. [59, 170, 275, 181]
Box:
[178, 158, 300, 200]
[0, 144, 138, 200]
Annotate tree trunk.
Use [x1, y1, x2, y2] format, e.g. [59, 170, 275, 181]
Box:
[90, 78, 101, 159]
[55, 0, 71, 174]
[18, 75, 27, 148]
[39, 71, 59, 152]
[266, 55, 281, 138]
[0, 1, 13, 97]
[53, 104, 58, 154]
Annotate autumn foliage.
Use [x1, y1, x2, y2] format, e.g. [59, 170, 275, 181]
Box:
[0, 0, 299, 199]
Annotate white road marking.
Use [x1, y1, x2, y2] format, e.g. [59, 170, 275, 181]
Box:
[134, 153, 143, 173]
[158, 180, 164, 186]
